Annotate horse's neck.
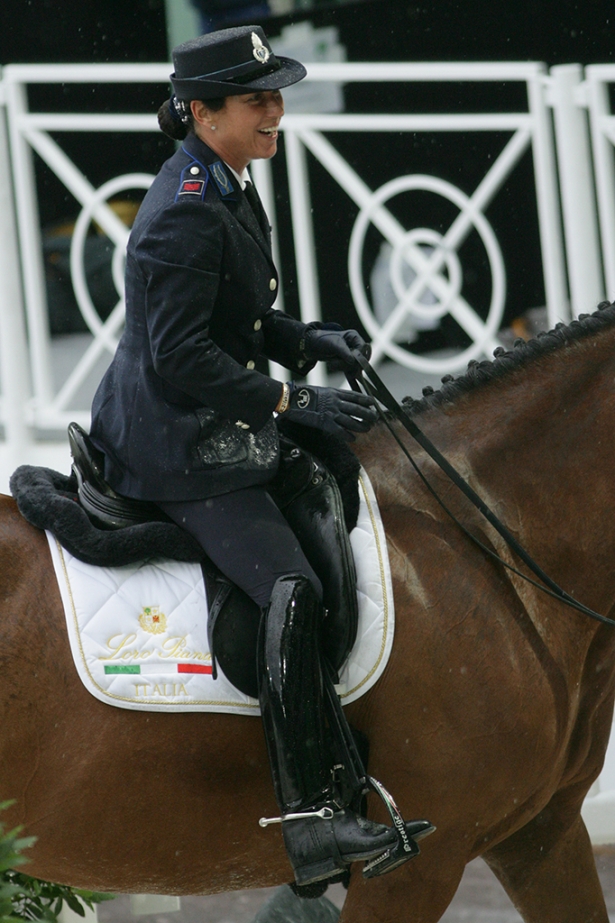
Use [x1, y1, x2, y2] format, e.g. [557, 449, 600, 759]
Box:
[456, 337, 615, 571]
[359, 331, 615, 639]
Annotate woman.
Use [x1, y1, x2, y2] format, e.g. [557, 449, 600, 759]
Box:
[90, 25, 428, 887]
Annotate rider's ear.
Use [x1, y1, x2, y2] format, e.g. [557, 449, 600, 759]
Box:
[190, 100, 214, 131]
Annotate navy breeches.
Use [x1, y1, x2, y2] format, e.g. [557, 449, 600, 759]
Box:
[158, 487, 323, 608]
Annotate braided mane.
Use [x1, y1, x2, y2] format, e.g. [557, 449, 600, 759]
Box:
[402, 301, 615, 417]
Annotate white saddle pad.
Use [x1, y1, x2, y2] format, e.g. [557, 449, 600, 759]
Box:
[47, 470, 394, 716]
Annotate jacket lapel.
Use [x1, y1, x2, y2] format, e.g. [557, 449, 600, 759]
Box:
[232, 183, 273, 256]
[244, 181, 271, 241]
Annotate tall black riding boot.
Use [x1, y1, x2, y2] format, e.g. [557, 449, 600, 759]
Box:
[258, 574, 421, 887]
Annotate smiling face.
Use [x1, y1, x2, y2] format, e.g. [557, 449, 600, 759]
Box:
[191, 91, 284, 174]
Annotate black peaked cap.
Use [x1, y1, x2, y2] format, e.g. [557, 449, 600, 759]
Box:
[171, 25, 306, 100]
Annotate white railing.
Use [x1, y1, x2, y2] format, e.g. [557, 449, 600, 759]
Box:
[0, 59, 576, 434]
[280, 62, 566, 374]
[1, 64, 166, 434]
[3, 60, 615, 443]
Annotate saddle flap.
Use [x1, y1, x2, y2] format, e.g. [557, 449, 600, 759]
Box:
[274, 452, 359, 672]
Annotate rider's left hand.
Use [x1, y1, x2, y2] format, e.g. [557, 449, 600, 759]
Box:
[301, 323, 371, 373]
[281, 384, 378, 442]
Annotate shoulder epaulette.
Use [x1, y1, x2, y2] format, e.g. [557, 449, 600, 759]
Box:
[175, 161, 208, 202]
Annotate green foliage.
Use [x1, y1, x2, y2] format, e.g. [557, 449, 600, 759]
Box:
[0, 802, 112, 923]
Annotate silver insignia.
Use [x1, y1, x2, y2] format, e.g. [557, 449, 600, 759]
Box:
[251, 32, 271, 65]
[211, 162, 232, 194]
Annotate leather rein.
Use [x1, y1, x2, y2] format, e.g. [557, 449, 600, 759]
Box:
[350, 355, 615, 630]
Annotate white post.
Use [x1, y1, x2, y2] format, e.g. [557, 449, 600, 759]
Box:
[586, 66, 615, 301]
[250, 158, 286, 383]
[284, 129, 326, 386]
[4, 68, 55, 416]
[548, 65, 604, 316]
[0, 72, 33, 470]
[526, 69, 570, 327]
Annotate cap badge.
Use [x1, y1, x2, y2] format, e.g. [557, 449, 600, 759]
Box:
[252, 32, 271, 65]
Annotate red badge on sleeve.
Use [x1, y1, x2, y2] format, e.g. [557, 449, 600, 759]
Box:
[179, 179, 206, 196]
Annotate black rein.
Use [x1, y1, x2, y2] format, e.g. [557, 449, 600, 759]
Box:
[350, 355, 615, 630]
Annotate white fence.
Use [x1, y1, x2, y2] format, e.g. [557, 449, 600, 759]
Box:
[1, 60, 615, 841]
[1, 62, 613, 436]
[0, 60, 611, 442]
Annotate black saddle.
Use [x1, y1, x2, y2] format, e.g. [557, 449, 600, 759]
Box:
[67, 423, 360, 698]
[68, 423, 170, 529]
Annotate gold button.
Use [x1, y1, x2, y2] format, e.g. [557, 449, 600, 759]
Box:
[269, 278, 277, 291]
[246, 360, 255, 370]
[254, 319, 262, 331]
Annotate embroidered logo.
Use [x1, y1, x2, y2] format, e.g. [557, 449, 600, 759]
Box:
[208, 161, 234, 197]
[251, 32, 271, 65]
[297, 388, 311, 409]
[138, 606, 167, 635]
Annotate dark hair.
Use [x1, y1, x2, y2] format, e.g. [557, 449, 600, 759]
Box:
[157, 96, 226, 141]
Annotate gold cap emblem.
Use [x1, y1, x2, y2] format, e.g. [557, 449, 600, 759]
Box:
[252, 32, 271, 65]
[139, 606, 167, 635]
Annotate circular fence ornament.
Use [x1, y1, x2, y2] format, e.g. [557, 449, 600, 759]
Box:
[348, 174, 506, 374]
[69, 173, 154, 352]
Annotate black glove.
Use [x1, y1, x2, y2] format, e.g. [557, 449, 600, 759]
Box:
[282, 384, 378, 442]
[301, 323, 371, 373]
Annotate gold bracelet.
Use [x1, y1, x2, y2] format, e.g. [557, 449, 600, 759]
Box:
[275, 382, 291, 414]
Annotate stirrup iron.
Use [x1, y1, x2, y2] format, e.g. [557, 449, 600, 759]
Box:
[362, 776, 435, 879]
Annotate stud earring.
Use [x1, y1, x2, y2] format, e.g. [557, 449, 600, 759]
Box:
[211, 124, 217, 131]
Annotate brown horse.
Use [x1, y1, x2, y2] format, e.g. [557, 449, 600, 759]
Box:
[2, 304, 615, 923]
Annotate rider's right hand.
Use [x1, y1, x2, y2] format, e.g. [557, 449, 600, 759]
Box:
[281, 384, 378, 442]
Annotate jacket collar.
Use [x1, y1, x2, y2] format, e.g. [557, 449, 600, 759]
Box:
[180, 133, 272, 257]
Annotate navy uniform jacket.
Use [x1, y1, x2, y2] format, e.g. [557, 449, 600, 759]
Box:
[90, 132, 316, 501]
